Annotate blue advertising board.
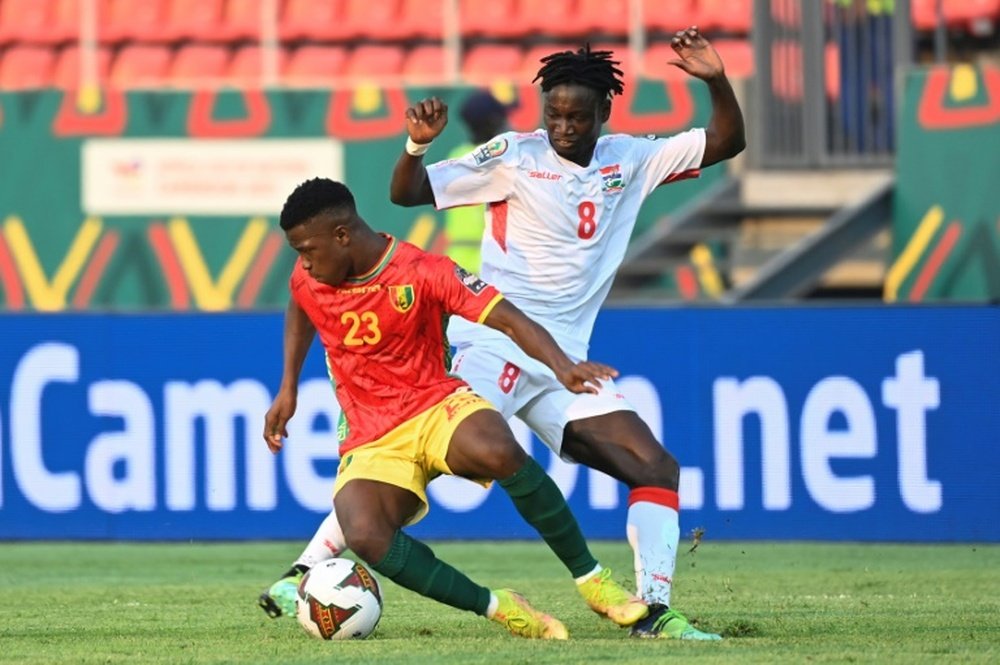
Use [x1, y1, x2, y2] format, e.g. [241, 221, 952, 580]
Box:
[1, 306, 997, 542]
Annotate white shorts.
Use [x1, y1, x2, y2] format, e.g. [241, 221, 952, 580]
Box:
[451, 336, 635, 460]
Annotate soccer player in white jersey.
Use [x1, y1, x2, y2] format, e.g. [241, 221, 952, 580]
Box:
[260, 27, 744, 640]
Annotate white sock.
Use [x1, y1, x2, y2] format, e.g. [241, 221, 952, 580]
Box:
[486, 592, 499, 618]
[626, 487, 680, 607]
[574, 563, 603, 585]
[294, 510, 347, 569]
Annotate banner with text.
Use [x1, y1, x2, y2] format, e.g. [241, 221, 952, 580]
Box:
[0, 306, 997, 541]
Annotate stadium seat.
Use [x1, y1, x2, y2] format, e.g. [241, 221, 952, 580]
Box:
[402, 45, 451, 85]
[643, 0, 696, 34]
[910, 0, 939, 31]
[229, 45, 286, 88]
[162, 0, 226, 42]
[591, 42, 634, 78]
[283, 45, 349, 87]
[100, 0, 169, 43]
[110, 45, 172, 88]
[280, 0, 344, 41]
[343, 45, 405, 81]
[943, 0, 1000, 35]
[343, 0, 405, 40]
[0, 45, 56, 89]
[642, 43, 689, 81]
[170, 44, 230, 86]
[0, 0, 54, 44]
[574, 0, 631, 37]
[517, 0, 582, 39]
[395, 0, 446, 40]
[53, 45, 113, 89]
[714, 38, 754, 79]
[697, 0, 752, 34]
[462, 44, 523, 85]
[221, 0, 266, 41]
[459, 0, 525, 38]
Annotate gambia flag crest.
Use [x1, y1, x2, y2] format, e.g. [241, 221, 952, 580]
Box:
[389, 284, 415, 313]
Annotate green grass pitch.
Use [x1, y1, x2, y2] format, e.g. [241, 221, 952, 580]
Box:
[3, 540, 998, 663]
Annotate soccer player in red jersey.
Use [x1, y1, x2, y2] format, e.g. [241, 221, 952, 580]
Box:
[260, 178, 647, 638]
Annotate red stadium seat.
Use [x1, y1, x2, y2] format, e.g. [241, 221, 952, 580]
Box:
[54, 45, 113, 89]
[462, 44, 522, 85]
[280, 0, 344, 41]
[402, 45, 451, 85]
[110, 45, 172, 88]
[396, 0, 446, 40]
[714, 38, 753, 79]
[911, 0, 939, 31]
[517, 0, 581, 39]
[221, 0, 266, 41]
[698, 0, 752, 34]
[0, 45, 56, 89]
[170, 44, 230, 86]
[642, 43, 689, 81]
[100, 0, 169, 43]
[343, 0, 404, 40]
[575, 0, 630, 36]
[163, 0, 225, 42]
[944, 0, 1000, 35]
[0, 0, 54, 44]
[343, 45, 405, 81]
[229, 45, 287, 88]
[459, 0, 524, 38]
[643, 0, 696, 34]
[283, 45, 349, 86]
[591, 42, 634, 79]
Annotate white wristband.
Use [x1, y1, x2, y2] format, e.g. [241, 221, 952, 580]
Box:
[405, 137, 432, 156]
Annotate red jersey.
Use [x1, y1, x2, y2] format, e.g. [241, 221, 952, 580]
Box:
[290, 236, 503, 454]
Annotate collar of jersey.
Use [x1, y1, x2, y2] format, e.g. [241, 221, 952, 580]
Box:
[344, 234, 396, 284]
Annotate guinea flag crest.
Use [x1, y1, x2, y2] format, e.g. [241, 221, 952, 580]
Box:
[389, 284, 415, 313]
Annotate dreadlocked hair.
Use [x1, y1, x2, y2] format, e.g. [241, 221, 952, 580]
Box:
[532, 44, 625, 97]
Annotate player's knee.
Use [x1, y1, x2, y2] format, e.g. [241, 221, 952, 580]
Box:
[487, 436, 527, 478]
[340, 520, 393, 565]
[630, 447, 680, 489]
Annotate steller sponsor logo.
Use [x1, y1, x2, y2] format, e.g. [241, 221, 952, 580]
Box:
[528, 170, 562, 181]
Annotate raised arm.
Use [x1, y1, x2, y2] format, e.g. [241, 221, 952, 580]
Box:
[481, 299, 618, 394]
[263, 297, 317, 453]
[389, 97, 450, 207]
[669, 26, 746, 168]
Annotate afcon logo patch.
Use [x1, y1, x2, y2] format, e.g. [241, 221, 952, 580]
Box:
[473, 138, 509, 165]
[454, 265, 488, 294]
[389, 285, 415, 313]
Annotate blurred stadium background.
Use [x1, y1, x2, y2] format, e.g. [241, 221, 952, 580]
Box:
[0, 0, 997, 550]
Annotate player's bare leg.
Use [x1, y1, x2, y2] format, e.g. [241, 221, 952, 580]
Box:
[563, 411, 721, 640]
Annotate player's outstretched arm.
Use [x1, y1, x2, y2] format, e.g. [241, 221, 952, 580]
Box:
[263, 298, 316, 453]
[389, 97, 448, 207]
[668, 26, 746, 168]
[482, 299, 618, 395]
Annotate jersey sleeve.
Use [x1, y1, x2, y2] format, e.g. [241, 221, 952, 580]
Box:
[628, 128, 706, 195]
[422, 253, 503, 324]
[426, 132, 518, 211]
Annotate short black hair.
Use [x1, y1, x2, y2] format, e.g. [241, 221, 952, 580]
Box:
[279, 178, 356, 230]
[532, 44, 625, 98]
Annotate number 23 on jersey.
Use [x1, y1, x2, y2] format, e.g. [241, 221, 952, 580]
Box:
[341, 310, 381, 346]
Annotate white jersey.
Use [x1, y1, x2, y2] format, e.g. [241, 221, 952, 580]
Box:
[428, 127, 706, 359]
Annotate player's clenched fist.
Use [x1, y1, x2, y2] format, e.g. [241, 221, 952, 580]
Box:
[405, 97, 449, 144]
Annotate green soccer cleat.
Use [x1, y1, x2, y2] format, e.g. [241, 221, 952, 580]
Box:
[490, 589, 569, 640]
[576, 567, 649, 627]
[257, 569, 305, 619]
[629, 604, 722, 640]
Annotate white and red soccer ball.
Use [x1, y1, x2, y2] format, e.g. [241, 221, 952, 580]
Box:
[295, 558, 383, 640]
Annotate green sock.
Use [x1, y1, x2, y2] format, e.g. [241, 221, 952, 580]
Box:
[499, 457, 599, 578]
[372, 530, 491, 616]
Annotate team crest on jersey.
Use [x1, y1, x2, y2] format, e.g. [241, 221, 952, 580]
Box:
[600, 164, 624, 193]
[389, 284, 415, 313]
[454, 265, 488, 294]
[473, 138, 509, 165]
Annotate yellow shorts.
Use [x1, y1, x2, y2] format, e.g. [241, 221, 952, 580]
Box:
[333, 388, 495, 525]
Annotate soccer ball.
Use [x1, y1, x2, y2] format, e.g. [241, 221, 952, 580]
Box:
[295, 558, 383, 640]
